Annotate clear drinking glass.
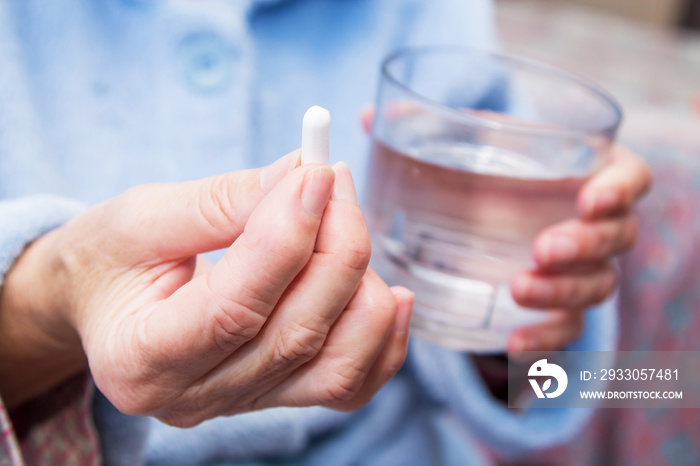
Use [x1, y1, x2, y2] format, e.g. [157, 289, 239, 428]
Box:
[364, 47, 622, 352]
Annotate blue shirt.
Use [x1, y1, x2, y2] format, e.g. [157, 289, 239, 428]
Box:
[0, 1, 617, 464]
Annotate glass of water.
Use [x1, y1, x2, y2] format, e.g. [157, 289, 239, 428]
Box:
[364, 47, 622, 352]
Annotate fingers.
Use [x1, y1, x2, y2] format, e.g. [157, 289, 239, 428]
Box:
[508, 310, 585, 352]
[140, 165, 335, 373]
[533, 213, 639, 269]
[331, 286, 413, 412]
[511, 262, 617, 310]
[218, 162, 371, 380]
[115, 150, 300, 261]
[579, 145, 652, 219]
[246, 270, 404, 410]
[521, 145, 647, 315]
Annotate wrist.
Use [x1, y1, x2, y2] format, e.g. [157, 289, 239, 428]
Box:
[0, 227, 87, 408]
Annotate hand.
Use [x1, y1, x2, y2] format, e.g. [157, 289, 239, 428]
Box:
[0, 151, 413, 427]
[509, 145, 652, 351]
[361, 106, 651, 351]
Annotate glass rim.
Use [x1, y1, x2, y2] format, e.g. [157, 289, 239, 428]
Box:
[380, 46, 624, 139]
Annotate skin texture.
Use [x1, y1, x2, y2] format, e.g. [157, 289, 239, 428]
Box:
[0, 152, 413, 427]
[360, 108, 653, 352]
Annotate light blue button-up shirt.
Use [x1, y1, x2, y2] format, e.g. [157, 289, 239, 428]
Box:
[0, 1, 616, 464]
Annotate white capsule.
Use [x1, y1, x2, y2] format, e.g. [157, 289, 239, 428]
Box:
[301, 106, 330, 165]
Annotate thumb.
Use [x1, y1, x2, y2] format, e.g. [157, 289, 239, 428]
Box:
[113, 150, 300, 261]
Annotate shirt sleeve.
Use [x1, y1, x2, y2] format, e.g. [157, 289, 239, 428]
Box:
[0, 195, 85, 285]
[0, 195, 100, 465]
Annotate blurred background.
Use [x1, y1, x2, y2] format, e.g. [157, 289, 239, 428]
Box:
[496, 2, 700, 465]
[496, 0, 700, 138]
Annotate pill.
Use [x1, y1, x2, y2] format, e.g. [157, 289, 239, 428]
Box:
[301, 106, 330, 165]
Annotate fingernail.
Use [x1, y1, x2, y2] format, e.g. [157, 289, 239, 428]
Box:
[260, 150, 300, 193]
[393, 289, 414, 337]
[302, 166, 335, 216]
[330, 162, 358, 203]
[546, 235, 578, 263]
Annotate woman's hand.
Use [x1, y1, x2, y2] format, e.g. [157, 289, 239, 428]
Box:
[0, 151, 413, 427]
[508, 145, 652, 351]
[361, 106, 652, 352]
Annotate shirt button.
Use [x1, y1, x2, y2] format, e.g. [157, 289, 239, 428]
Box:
[178, 32, 235, 93]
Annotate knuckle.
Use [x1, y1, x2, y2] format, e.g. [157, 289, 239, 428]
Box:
[339, 230, 372, 272]
[272, 322, 326, 366]
[198, 175, 239, 234]
[206, 276, 270, 350]
[324, 222, 371, 273]
[321, 206, 372, 272]
[339, 243, 372, 273]
[320, 360, 367, 404]
[211, 302, 265, 350]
